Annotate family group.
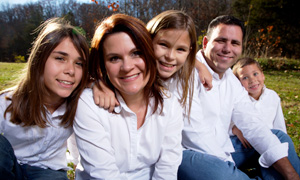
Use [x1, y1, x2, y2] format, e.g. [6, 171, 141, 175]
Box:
[0, 9, 299, 180]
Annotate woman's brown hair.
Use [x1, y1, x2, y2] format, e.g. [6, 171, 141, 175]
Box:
[89, 13, 163, 114]
[3, 17, 89, 128]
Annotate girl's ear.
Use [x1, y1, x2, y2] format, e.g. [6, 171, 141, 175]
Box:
[203, 36, 208, 49]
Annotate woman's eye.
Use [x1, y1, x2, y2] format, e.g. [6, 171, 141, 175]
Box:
[132, 50, 142, 57]
[242, 76, 248, 80]
[109, 56, 119, 62]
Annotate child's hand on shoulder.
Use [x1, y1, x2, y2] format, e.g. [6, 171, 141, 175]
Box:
[92, 80, 119, 113]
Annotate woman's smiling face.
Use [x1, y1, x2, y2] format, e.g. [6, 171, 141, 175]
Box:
[103, 32, 149, 99]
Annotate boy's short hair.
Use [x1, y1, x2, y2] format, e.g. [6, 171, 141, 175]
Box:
[232, 57, 263, 78]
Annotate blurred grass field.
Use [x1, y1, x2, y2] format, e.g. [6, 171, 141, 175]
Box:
[0, 62, 299, 157]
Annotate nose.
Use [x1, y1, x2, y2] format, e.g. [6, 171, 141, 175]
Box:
[248, 76, 255, 83]
[64, 62, 75, 76]
[165, 49, 175, 61]
[222, 42, 231, 53]
[121, 57, 134, 72]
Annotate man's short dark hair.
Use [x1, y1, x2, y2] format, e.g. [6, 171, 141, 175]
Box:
[206, 15, 245, 40]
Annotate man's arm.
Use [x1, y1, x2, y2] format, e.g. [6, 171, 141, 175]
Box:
[273, 157, 300, 180]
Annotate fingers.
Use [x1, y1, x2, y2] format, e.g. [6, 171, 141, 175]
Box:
[203, 79, 213, 90]
[244, 140, 252, 149]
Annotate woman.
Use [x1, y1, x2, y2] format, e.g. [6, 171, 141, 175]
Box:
[73, 14, 183, 179]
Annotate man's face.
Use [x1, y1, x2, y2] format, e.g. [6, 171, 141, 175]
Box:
[203, 24, 243, 78]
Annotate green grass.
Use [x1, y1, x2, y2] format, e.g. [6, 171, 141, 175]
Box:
[264, 70, 300, 155]
[0, 62, 299, 157]
[0, 62, 26, 90]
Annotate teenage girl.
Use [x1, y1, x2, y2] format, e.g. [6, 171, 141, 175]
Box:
[0, 18, 89, 180]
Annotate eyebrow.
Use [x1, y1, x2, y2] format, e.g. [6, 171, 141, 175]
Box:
[105, 47, 139, 57]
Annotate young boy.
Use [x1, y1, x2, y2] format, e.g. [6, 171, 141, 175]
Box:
[231, 57, 287, 148]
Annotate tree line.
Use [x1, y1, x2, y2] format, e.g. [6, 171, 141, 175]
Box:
[0, 0, 299, 62]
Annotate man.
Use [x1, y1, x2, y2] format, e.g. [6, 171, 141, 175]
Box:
[178, 15, 300, 180]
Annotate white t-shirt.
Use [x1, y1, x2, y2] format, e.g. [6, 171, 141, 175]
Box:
[74, 89, 183, 180]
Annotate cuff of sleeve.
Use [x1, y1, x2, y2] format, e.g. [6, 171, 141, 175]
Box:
[258, 142, 288, 168]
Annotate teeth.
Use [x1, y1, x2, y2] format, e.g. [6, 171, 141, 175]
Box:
[122, 74, 139, 80]
[59, 80, 73, 85]
[160, 61, 175, 67]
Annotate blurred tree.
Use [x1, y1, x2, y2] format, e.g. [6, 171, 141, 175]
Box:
[232, 0, 300, 58]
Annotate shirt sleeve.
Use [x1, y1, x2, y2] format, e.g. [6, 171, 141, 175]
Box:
[273, 96, 287, 133]
[152, 97, 183, 180]
[232, 99, 288, 168]
[73, 91, 126, 180]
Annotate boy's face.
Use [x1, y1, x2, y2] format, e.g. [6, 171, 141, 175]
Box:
[237, 63, 265, 100]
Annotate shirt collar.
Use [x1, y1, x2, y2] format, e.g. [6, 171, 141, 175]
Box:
[113, 90, 164, 116]
[249, 85, 266, 102]
[196, 50, 231, 81]
[47, 102, 67, 118]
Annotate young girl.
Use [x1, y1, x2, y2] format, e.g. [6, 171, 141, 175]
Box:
[92, 10, 211, 115]
[73, 13, 183, 179]
[231, 57, 287, 148]
[0, 18, 89, 179]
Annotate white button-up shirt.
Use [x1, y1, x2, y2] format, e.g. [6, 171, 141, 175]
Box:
[229, 86, 287, 135]
[181, 50, 288, 168]
[0, 92, 73, 170]
[250, 86, 287, 133]
[74, 89, 183, 180]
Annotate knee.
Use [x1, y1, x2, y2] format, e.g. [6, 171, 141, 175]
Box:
[271, 129, 292, 143]
[0, 135, 15, 162]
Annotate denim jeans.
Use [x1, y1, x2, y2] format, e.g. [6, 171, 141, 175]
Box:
[0, 134, 68, 180]
[178, 129, 300, 180]
[178, 149, 260, 180]
[232, 129, 300, 180]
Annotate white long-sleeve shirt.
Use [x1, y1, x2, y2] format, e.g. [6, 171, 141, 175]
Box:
[229, 86, 287, 135]
[74, 89, 183, 180]
[250, 86, 287, 133]
[0, 92, 73, 170]
[181, 50, 288, 168]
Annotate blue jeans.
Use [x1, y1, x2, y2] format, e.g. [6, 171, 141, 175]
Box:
[0, 134, 68, 180]
[178, 149, 260, 180]
[231, 129, 300, 180]
[178, 129, 300, 180]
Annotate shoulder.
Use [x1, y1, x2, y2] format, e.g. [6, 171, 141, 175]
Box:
[161, 92, 183, 114]
[0, 92, 12, 112]
[77, 88, 108, 115]
[263, 87, 281, 101]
